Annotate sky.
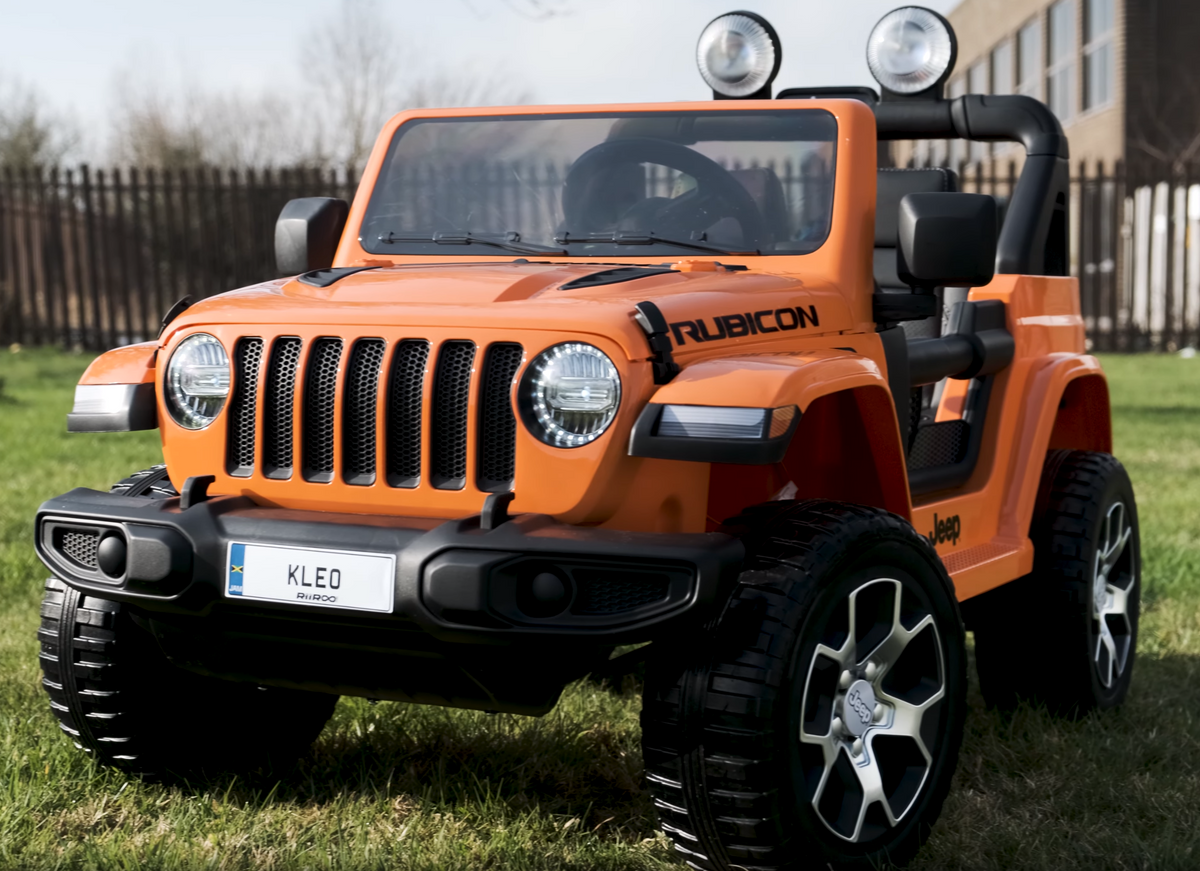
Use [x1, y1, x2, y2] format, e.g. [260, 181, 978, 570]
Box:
[2, 0, 959, 160]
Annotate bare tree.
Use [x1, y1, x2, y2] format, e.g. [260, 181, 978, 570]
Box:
[303, 0, 533, 169]
[0, 74, 79, 167]
[1129, 70, 1200, 176]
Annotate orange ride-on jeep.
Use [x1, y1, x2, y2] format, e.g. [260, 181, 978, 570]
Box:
[35, 7, 1138, 869]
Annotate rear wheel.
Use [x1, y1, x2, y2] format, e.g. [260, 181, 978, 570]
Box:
[973, 450, 1140, 714]
[641, 501, 967, 870]
[38, 467, 338, 777]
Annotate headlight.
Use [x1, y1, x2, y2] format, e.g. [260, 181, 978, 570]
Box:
[521, 343, 621, 447]
[165, 333, 230, 430]
[696, 12, 782, 99]
[866, 6, 957, 96]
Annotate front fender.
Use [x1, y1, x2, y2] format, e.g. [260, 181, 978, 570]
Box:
[633, 350, 912, 521]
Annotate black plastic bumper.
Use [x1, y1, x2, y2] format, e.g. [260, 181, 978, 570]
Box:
[35, 488, 744, 645]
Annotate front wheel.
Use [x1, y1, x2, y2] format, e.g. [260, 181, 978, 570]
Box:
[641, 501, 967, 870]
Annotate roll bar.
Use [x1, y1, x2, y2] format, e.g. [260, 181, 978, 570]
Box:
[874, 95, 1070, 277]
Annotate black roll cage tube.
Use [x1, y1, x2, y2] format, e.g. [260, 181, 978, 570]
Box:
[873, 95, 1071, 277]
[782, 90, 1071, 277]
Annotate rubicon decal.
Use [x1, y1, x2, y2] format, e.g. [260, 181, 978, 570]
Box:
[670, 305, 820, 347]
[927, 513, 961, 547]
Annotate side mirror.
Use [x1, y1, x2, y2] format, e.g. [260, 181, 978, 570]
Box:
[275, 197, 350, 275]
[897, 192, 997, 288]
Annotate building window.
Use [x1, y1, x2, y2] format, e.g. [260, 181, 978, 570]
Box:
[968, 61, 989, 163]
[992, 40, 1014, 96]
[1047, 0, 1077, 122]
[1084, 0, 1114, 110]
[1017, 19, 1043, 100]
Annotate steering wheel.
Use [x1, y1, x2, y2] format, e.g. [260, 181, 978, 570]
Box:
[562, 138, 767, 250]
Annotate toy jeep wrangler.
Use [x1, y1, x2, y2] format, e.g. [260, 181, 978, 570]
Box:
[35, 7, 1139, 869]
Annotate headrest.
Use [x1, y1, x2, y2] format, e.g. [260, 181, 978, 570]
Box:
[876, 167, 959, 247]
[730, 167, 789, 244]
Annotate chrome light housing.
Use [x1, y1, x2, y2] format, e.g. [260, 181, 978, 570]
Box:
[866, 6, 957, 96]
[165, 333, 230, 430]
[521, 342, 621, 447]
[696, 11, 782, 99]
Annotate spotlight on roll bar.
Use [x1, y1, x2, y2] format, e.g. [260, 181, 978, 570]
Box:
[696, 11, 782, 100]
[866, 6, 957, 100]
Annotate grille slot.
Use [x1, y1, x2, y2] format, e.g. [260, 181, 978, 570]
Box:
[302, 338, 344, 483]
[571, 569, 671, 615]
[263, 337, 302, 478]
[477, 343, 523, 492]
[430, 341, 476, 490]
[226, 338, 264, 477]
[386, 340, 430, 488]
[58, 528, 101, 569]
[343, 339, 386, 486]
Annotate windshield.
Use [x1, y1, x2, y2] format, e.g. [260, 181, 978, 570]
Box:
[360, 109, 837, 258]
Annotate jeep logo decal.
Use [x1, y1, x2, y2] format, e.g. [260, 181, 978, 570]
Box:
[669, 305, 820, 347]
[846, 687, 872, 726]
[928, 513, 961, 547]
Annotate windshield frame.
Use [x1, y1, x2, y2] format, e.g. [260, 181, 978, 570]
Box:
[355, 107, 839, 261]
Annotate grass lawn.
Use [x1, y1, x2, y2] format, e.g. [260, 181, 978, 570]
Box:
[1, 348, 1199, 870]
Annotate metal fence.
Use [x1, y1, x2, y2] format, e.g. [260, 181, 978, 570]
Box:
[0, 161, 1195, 352]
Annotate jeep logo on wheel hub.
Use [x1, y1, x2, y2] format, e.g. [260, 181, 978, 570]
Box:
[842, 680, 877, 737]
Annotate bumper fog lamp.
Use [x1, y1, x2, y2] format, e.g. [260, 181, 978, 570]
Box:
[522, 343, 621, 447]
[166, 333, 230, 430]
[658, 404, 796, 440]
[866, 6, 956, 96]
[696, 12, 781, 98]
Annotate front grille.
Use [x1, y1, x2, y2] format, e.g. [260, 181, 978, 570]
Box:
[226, 338, 264, 476]
[430, 341, 476, 490]
[303, 338, 344, 483]
[263, 337, 302, 478]
[228, 335, 521, 493]
[58, 529, 100, 569]
[478, 344, 524, 492]
[387, 341, 430, 488]
[343, 339, 386, 485]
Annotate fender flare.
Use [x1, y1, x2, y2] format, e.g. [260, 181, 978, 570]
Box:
[1000, 353, 1110, 539]
[634, 350, 912, 520]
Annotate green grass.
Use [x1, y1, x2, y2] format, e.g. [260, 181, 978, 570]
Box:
[2, 348, 1200, 869]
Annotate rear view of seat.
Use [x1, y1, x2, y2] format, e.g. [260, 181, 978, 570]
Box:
[874, 167, 960, 341]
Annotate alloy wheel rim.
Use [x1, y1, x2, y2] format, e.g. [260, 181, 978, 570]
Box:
[798, 578, 945, 843]
[1092, 500, 1136, 689]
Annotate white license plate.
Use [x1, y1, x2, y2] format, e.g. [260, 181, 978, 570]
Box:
[224, 542, 395, 613]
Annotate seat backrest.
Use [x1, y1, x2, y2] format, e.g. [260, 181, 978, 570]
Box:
[730, 167, 791, 247]
[874, 167, 959, 290]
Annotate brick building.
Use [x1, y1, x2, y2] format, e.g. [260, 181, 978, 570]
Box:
[903, 0, 1200, 176]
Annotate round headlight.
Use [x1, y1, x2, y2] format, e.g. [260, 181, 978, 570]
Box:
[696, 12, 781, 99]
[866, 7, 957, 96]
[165, 333, 230, 430]
[521, 343, 621, 448]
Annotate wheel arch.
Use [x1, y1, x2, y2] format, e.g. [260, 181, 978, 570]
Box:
[646, 352, 911, 525]
[1002, 355, 1111, 539]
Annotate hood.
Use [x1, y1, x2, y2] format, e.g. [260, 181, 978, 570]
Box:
[165, 261, 854, 360]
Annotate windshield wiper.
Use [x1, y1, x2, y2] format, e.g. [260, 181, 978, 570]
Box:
[554, 232, 756, 256]
[377, 230, 566, 256]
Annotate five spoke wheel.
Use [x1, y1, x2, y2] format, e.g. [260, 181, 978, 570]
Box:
[799, 578, 945, 842]
[1092, 500, 1136, 689]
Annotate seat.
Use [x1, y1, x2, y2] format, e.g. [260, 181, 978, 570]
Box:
[729, 168, 791, 248]
[874, 167, 980, 481]
[874, 167, 960, 340]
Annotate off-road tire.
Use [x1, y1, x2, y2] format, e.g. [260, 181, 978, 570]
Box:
[38, 467, 338, 777]
[972, 450, 1140, 715]
[641, 501, 967, 871]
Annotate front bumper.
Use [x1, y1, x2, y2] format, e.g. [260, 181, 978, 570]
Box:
[36, 488, 743, 645]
